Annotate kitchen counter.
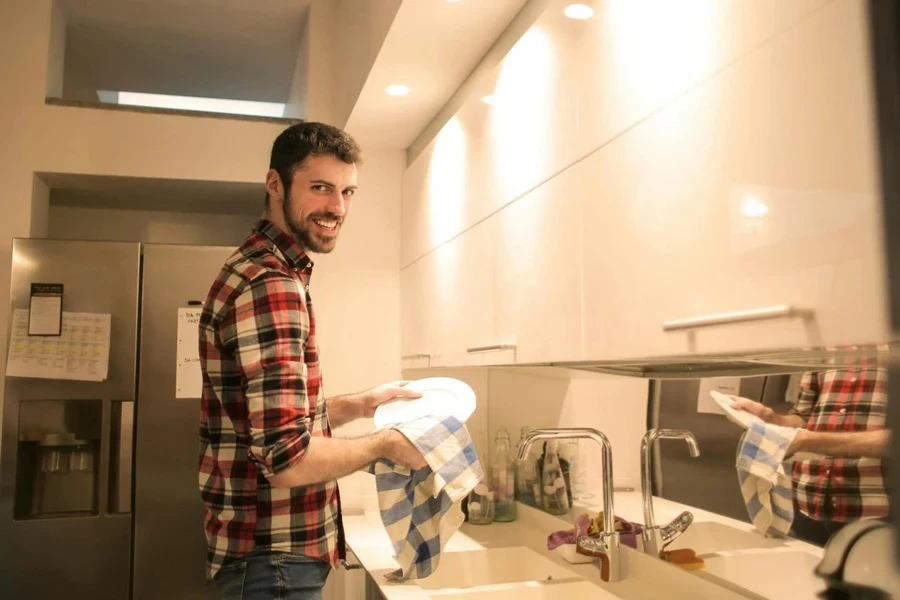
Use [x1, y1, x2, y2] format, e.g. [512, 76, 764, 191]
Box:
[343, 491, 826, 600]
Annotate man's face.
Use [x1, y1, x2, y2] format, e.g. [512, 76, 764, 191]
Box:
[279, 154, 358, 254]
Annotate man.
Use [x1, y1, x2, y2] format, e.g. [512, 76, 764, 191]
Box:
[198, 122, 426, 600]
[733, 368, 891, 546]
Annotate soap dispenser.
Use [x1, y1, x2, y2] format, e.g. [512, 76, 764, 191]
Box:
[491, 427, 516, 522]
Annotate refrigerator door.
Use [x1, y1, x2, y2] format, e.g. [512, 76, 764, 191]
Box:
[0, 238, 140, 600]
[132, 243, 235, 600]
[651, 376, 772, 523]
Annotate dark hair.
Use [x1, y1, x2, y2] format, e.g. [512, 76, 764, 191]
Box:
[266, 122, 362, 205]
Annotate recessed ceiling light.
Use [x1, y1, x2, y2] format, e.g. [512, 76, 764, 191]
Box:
[563, 3, 594, 20]
[481, 95, 496, 105]
[385, 84, 410, 97]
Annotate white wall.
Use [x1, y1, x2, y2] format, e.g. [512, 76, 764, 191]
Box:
[47, 205, 257, 246]
[486, 370, 649, 497]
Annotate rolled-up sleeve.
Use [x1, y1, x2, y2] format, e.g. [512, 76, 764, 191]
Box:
[220, 270, 312, 479]
[789, 371, 819, 423]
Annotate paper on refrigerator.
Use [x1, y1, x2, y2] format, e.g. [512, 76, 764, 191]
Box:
[175, 307, 203, 399]
[5, 309, 111, 382]
[696, 376, 742, 415]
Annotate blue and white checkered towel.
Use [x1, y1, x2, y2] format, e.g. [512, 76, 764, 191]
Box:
[736, 421, 799, 537]
[367, 415, 483, 582]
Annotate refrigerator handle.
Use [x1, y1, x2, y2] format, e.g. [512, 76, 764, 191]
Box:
[108, 401, 134, 514]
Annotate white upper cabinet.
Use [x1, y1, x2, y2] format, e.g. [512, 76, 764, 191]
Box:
[400, 0, 892, 368]
[580, 0, 890, 359]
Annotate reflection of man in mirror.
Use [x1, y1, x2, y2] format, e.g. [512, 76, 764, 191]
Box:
[733, 368, 890, 546]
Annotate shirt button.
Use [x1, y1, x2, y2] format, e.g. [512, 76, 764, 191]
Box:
[851, 377, 858, 383]
[825, 469, 831, 476]
[839, 408, 847, 415]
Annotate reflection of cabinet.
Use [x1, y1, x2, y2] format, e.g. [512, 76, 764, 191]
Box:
[400, 0, 892, 369]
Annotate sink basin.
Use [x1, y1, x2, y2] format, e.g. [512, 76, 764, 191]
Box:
[666, 521, 787, 555]
[416, 546, 582, 591]
[698, 549, 825, 599]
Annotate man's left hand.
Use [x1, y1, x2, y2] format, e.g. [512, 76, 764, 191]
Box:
[359, 381, 422, 418]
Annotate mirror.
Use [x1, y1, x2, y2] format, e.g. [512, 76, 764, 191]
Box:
[652, 362, 891, 549]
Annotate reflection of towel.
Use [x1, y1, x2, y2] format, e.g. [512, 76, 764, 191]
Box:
[367, 416, 483, 582]
[736, 422, 798, 537]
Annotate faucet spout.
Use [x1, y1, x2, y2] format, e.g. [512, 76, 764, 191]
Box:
[640, 429, 700, 557]
[517, 427, 622, 581]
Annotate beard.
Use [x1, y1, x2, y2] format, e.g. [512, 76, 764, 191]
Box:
[285, 195, 343, 254]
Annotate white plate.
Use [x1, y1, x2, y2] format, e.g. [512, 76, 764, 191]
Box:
[373, 377, 476, 430]
[710, 390, 765, 430]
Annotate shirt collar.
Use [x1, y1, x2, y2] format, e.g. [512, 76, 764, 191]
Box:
[255, 218, 313, 272]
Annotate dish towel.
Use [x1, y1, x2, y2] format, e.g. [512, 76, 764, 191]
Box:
[366, 415, 483, 582]
[736, 421, 798, 537]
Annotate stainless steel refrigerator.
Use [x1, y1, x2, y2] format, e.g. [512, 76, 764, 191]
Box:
[0, 238, 234, 600]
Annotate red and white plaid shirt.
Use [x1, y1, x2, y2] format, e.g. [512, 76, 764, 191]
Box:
[198, 219, 342, 581]
[790, 368, 890, 522]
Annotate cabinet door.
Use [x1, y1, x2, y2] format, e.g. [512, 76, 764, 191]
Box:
[400, 257, 431, 369]
[574, 0, 830, 160]
[441, 220, 497, 367]
[401, 221, 495, 369]
[494, 165, 583, 364]
[581, 0, 889, 360]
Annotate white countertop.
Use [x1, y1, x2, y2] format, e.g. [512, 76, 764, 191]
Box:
[343, 491, 826, 600]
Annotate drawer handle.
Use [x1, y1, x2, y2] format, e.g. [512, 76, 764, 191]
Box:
[341, 559, 364, 570]
[401, 353, 432, 359]
[466, 344, 517, 353]
[662, 305, 813, 332]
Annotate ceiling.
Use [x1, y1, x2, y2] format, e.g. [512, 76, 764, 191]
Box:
[42, 173, 263, 215]
[60, 0, 311, 103]
[58, 0, 533, 150]
[345, 0, 529, 149]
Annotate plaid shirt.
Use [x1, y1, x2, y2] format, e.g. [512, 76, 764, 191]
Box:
[790, 368, 890, 522]
[198, 219, 341, 581]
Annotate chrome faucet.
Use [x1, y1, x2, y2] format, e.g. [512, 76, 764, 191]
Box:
[640, 429, 700, 557]
[516, 427, 623, 582]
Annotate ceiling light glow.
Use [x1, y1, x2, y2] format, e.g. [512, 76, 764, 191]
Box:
[563, 3, 594, 20]
[385, 84, 410, 97]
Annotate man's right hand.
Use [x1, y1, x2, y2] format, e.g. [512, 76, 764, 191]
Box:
[383, 430, 427, 470]
[730, 396, 779, 424]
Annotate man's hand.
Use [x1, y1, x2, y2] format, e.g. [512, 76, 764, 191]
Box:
[730, 396, 807, 429]
[358, 380, 422, 418]
[730, 397, 779, 424]
[327, 381, 423, 427]
[383, 430, 427, 470]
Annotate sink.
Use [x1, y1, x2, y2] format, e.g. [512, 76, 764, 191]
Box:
[697, 549, 825, 599]
[416, 546, 582, 591]
[666, 521, 787, 555]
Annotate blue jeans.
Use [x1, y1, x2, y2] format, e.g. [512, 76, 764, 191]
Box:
[214, 551, 331, 600]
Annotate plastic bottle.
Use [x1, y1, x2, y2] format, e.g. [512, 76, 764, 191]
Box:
[467, 431, 493, 524]
[541, 440, 570, 515]
[491, 427, 517, 522]
[516, 426, 544, 507]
